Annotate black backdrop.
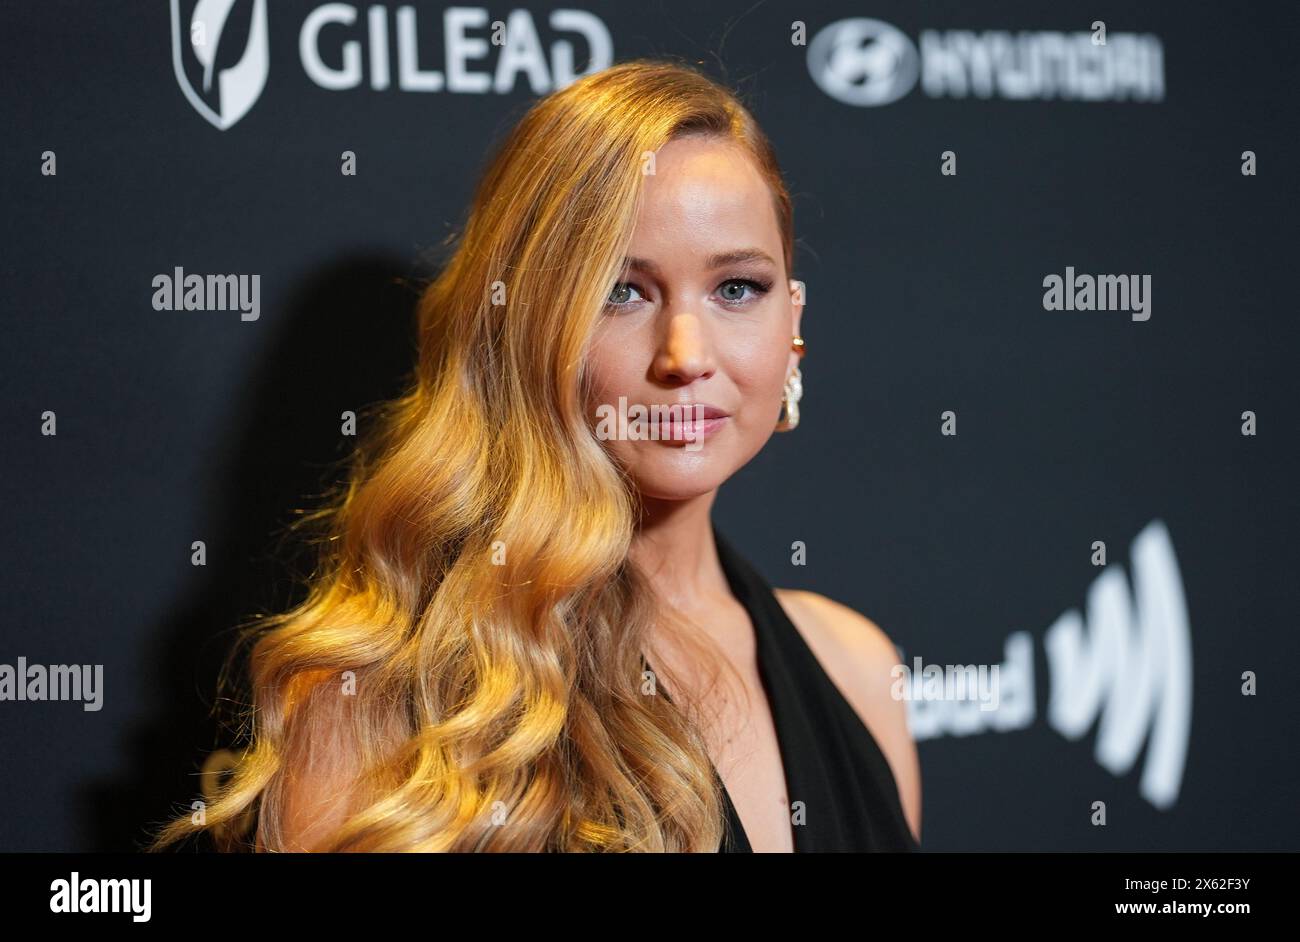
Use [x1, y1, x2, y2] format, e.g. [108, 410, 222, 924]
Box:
[1, 0, 1296, 852]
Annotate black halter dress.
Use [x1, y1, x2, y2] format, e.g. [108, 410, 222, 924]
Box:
[646, 524, 919, 853]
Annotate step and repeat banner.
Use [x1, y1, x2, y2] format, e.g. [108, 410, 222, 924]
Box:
[1, 1, 1295, 852]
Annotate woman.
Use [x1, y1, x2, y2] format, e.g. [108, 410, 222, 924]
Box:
[148, 58, 921, 853]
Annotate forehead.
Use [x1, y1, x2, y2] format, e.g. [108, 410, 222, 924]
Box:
[630, 135, 780, 258]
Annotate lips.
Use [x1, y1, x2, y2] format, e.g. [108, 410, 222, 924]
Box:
[651, 404, 729, 420]
[644, 404, 731, 442]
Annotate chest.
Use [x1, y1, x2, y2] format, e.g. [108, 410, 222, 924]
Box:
[649, 600, 797, 852]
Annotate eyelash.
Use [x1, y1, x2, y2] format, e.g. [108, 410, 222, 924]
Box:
[605, 277, 774, 311]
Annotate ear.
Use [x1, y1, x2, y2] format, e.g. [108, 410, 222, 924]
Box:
[788, 277, 805, 376]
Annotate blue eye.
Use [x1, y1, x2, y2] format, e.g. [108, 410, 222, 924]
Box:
[718, 277, 774, 305]
[606, 282, 646, 309]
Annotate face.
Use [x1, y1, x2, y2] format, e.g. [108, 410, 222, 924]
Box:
[583, 134, 803, 502]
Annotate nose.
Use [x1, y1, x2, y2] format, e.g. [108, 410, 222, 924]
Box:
[652, 312, 716, 385]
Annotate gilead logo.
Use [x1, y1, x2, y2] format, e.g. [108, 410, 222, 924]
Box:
[171, 2, 613, 130]
[171, 0, 269, 130]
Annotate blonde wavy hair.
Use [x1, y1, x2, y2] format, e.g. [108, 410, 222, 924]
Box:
[147, 57, 795, 853]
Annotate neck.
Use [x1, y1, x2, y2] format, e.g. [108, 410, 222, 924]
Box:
[629, 490, 729, 613]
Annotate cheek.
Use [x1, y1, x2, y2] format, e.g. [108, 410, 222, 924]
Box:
[727, 336, 792, 409]
[582, 339, 630, 411]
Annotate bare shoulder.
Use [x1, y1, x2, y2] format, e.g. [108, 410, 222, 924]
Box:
[773, 589, 922, 844]
[773, 590, 900, 667]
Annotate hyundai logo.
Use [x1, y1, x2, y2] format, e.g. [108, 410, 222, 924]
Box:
[807, 18, 919, 107]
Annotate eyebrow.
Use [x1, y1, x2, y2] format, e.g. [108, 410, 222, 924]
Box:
[623, 248, 777, 274]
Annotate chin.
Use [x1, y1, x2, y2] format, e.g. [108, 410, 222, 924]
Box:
[620, 448, 740, 501]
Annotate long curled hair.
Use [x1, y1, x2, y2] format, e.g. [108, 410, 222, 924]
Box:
[147, 58, 795, 852]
